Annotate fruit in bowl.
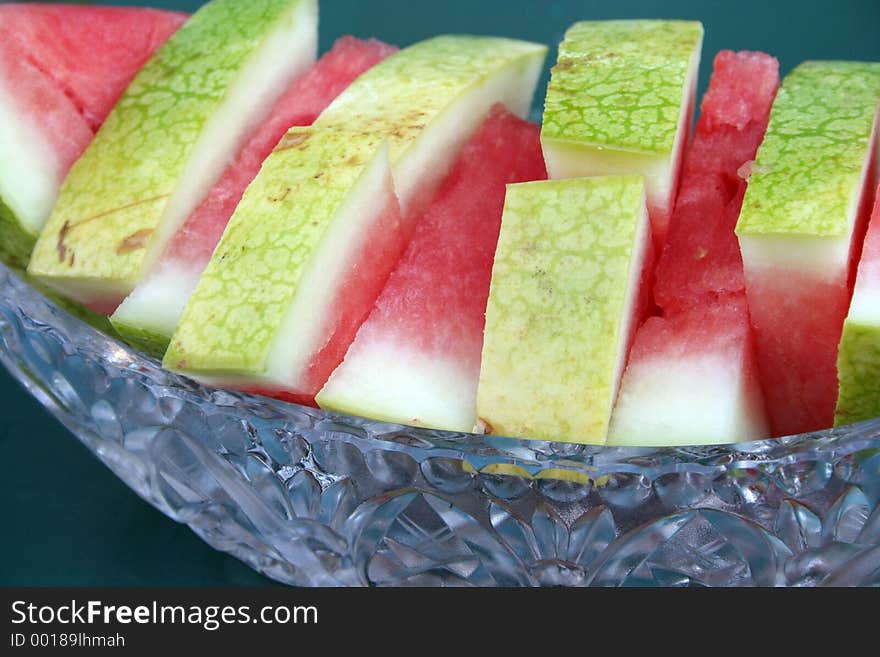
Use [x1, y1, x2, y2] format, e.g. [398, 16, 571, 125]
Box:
[3, 0, 880, 450]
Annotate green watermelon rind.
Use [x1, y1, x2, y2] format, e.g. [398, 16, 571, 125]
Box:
[477, 175, 648, 444]
[541, 20, 703, 156]
[0, 193, 36, 271]
[736, 61, 880, 238]
[835, 318, 880, 427]
[109, 316, 170, 358]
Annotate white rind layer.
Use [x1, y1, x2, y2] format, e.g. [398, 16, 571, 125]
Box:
[111, 263, 200, 340]
[541, 45, 699, 218]
[739, 111, 879, 283]
[317, 338, 478, 432]
[0, 76, 62, 235]
[613, 197, 649, 409]
[607, 350, 768, 446]
[848, 286, 880, 326]
[138, 0, 318, 281]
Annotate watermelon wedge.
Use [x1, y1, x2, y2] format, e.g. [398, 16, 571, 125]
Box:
[736, 61, 880, 437]
[836, 184, 880, 426]
[0, 3, 187, 268]
[609, 51, 778, 446]
[316, 106, 547, 432]
[28, 0, 319, 312]
[609, 301, 767, 446]
[476, 176, 652, 444]
[110, 36, 398, 355]
[541, 20, 703, 251]
[164, 36, 547, 406]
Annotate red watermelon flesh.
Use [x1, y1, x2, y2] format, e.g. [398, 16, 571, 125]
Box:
[110, 37, 398, 349]
[0, 4, 186, 259]
[315, 106, 547, 430]
[654, 50, 779, 312]
[850, 184, 880, 295]
[609, 51, 778, 445]
[0, 53, 92, 190]
[0, 4, 187, 131]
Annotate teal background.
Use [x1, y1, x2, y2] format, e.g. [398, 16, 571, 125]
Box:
[1, 0, 879, 585]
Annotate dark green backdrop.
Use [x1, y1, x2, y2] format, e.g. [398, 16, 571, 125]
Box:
[2, 0, 878, 586]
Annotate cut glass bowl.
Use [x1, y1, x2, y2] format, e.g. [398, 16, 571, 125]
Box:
[2, 262, 880, 586]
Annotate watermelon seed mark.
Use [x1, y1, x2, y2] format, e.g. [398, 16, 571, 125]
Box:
[268, 188, 291, 203]
[116, 228, 155, 255]
[57, 221, 71, 263]
[21, 53, 93, 130]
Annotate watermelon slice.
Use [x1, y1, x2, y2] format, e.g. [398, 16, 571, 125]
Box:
[609, 301, 767, 446]
[0, 3, 187, 268]
[609, 51, 778, 446]
[836, 184, 880, 426]
[163, 36, 547, 406]
[28, 0, 319, 312]
[736, 61, 880, 437]
[541, 20, 703, 251]
[110, 36, 398, 355]
[476, 176, 652, 444]
[315, 106, 547, 432]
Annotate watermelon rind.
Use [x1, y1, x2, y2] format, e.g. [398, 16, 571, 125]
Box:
[0, 194, 36, 271]
[476, 176, 649, 444]
[541, 20, 703, 246]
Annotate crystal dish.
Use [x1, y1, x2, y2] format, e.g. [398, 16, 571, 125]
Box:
[2, 262, 880, 586]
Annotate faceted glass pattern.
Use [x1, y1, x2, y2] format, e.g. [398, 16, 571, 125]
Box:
[1, 263, 879, 586]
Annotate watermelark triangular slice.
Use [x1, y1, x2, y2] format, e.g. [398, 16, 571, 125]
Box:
[110, 37, 397, 355]
[28, 0, 318, 312]
[164, 36, 547, 405]
[0, 3, 186, 268]
[736, 61, 880, 436]
[316, 107, 547, 432]
[476, 176, 651, 444]
[836, 184, 880, 426]
[541, 20, 703, 250]
[608, 50, 778, 446]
